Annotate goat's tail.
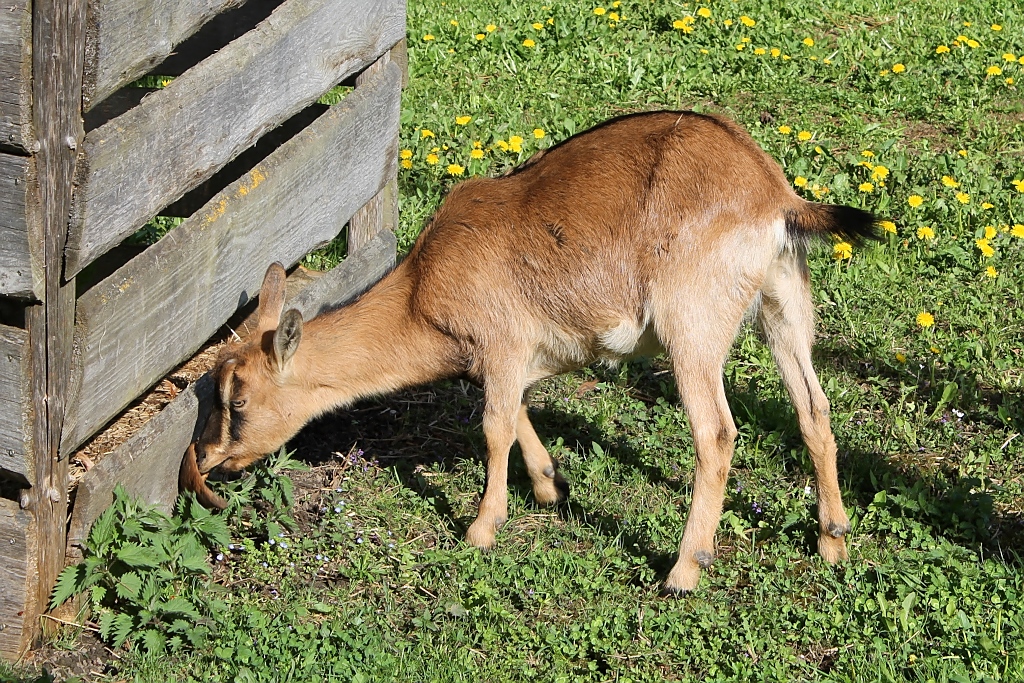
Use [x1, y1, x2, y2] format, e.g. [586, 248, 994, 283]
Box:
[785, 202, 881, 247]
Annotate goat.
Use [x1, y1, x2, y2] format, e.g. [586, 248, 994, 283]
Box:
[192, 110, 877, 592]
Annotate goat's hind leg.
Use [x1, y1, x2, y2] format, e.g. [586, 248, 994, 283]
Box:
[759, 250, 850, 563]
[516, 403, 569, 505]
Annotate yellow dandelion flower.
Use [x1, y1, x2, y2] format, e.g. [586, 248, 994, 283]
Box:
[872, 165, 890, 181]
[400, 159, 413, 169]
[941, 175, 958, 188]
[976, 238, 994, 257]
[986, 265, 998, 278]
[991, 24, 1002, 31]
[1013, 179, 1024, 192]
[955, 192, 970, 204]
[1011, 224, 1024, 237]
[895, 352, 907, 363]
[814, 146, 825, 155]
[967, 39, 980, 48]
[447, 164, 465, 176]
[426, 153, 439, 165]
[472, 140, 482, 148]
[782, 54, 791, 61]
[1004, 53, 1018, 62]
[455, 115, 472, 125]
[987, 65, 1003, 76]
[858, 182, 875, 193]
[741, 37, 751, 43]
[421, 128, 436, 138]
[697, 7, 711, 18]
[673, 18, 694, 31]
[1020, 56, 1024, 64]
[400, 149, 413, 160]
[861, 150, 875, 158]
[423, 34, 435, 41]
[834, 241, 853, 260]
[470, 149, 485, 160]
[797, 130, 812, 141]
[770, 48, 781, 57]
[794, 176, 808, 187]
[450, 19, 459, 27]
[1008, 77, 1015, 85]
[908, 195, 924, 207]
[486, 23, 497, 32]
[612, 0, 620, 6]
[523, 38, 536, 47]
[532, 21, 543, 30]
[981, 202, 994, 210]
[533, 128, 545, 139]
[740, 15, 756, 27]
[594, 7, 607, 16]
[917, 226, 935, 240]
[475, 33, 485, 40]
[892, 63, 906, 73]
[496, 139, 509, 151]
[985, 225, 997, 239]
[880, 220, 897, 234]
[936, 45, 950, 54]
[930, 346, 941, 354]
[723, 19, 733, 27]
[958, 150, 968, 157]
[778, 125, 792, 135]
[609, 12, 619, 21]
[736, 44, 746, 51]
[955, 34, 969, 42]
[803, 37, 815, 47]
[753, 47, 766, 55]
[509, 135, 524, 152]
[916, 312, 935, 328]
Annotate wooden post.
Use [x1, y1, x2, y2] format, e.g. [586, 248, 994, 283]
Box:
[23, 0, 85, 647]
[348, 44, 402, 253]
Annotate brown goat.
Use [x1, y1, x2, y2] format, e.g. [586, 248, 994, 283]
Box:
[194, 111, 876, 592]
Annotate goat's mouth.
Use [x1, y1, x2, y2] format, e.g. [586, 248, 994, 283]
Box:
[180, 444, 228, 510]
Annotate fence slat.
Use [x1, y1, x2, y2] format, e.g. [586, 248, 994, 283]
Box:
[0, 325, 32, 485]
[66, 229, 395, 555]
[0, 498, 35, 661]
[0, 153, 42, 299]
[65, 0, 405, 276]
[82, 0, 247, 109]
[0, 0, 33, 153]
[60, 62, 402, 455]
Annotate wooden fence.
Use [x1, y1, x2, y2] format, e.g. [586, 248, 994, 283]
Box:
[0, 0, 406, 659]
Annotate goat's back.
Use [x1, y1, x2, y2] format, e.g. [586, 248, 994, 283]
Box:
[403, 111, 802, 363]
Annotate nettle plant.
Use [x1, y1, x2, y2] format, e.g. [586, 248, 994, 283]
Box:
[51, 485, 231, 653]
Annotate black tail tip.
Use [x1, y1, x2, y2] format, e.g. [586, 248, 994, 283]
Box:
[786, 204, 883, 247]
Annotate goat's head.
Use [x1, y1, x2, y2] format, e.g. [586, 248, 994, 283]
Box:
[195, 263, 308, 474]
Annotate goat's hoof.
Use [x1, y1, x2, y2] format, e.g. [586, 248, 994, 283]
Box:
[694, 550, 714, 569]
[466, 515, 505, 551]
[818, 533, 849, 564]
[827, 521, 851, 539]
[663, 560, 702, 595]
[533, 472, 570, 506]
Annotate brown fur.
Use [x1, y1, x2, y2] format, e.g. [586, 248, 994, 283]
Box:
[194, 111, 876, 592]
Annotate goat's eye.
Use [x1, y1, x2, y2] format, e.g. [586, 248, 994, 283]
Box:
[230, 399, 246, 409]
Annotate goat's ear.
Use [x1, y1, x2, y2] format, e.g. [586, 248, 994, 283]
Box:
[273, 309, 303, 371]
[256, 263, 287, 334]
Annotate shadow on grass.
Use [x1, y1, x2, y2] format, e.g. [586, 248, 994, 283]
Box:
[282, 352, 1023, 572]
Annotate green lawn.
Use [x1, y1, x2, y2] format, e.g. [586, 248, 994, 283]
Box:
[15, 0, 1024, 681]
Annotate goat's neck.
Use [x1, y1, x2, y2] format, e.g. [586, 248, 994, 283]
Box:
[290, 267, 454, 408]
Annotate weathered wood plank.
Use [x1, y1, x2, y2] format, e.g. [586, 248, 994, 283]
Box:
[0, 153, 43, 299]
[60, 62, 402, 455]
[66, 229, 395, 555]
[0, 325, 32, 486]
[0, 0, 33, 152]
[82, 0, 246, 110]
[0, 498, 36, 661]
[66, 0, 405, 276]
[348, 50, 399, 253]
[15, 0, 86, 657]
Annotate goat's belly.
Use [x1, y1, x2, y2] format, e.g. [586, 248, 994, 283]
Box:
[596, 319, 664, 363]
[527, 319, 665, 384]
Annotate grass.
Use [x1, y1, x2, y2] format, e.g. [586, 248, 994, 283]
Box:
[16, 0, 1024, 681]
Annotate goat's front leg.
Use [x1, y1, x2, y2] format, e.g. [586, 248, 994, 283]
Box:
[516, 404, 569, 505]
[466, 386, 522, 550]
